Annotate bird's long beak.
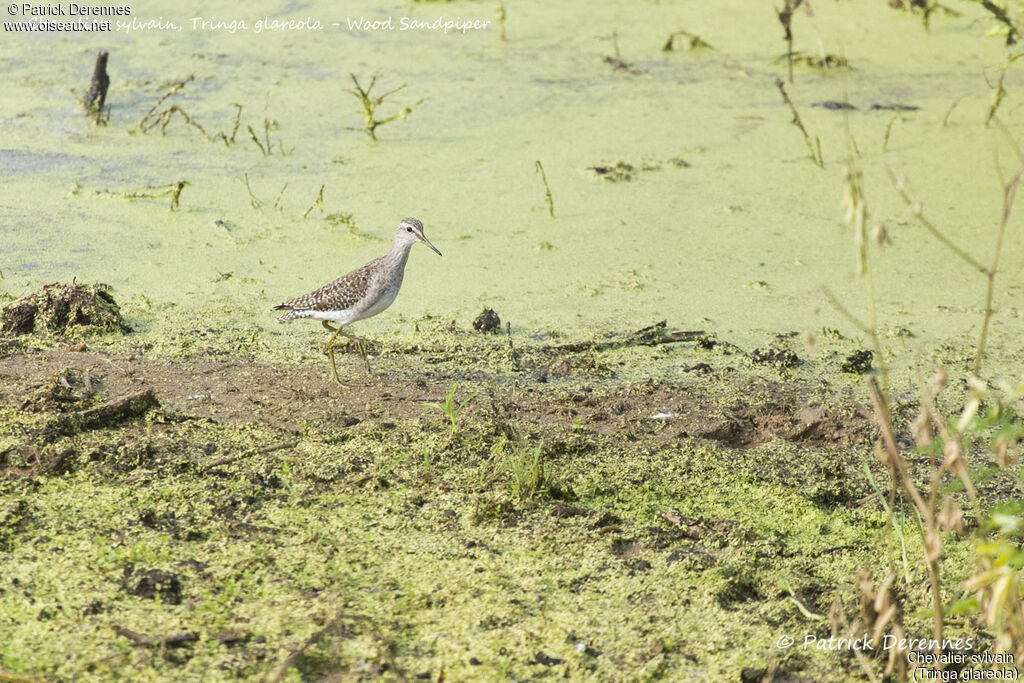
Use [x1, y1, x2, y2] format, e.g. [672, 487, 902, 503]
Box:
[420, 236, 442, 256]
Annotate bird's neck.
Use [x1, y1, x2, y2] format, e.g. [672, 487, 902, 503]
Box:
[385, 239, 413, 269]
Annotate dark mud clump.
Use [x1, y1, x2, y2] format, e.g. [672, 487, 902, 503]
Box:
[588, 158, 689, 183]
[473, 307, 502, 334]
[841, 350, 873, 375]
[534, 652, 565, 666]
[869, 103, 919, 112]
[776, 51, 849, 70]
[589, 161, 635, 182]
[813, 101, 857, 111]
[750, 347, 799, 369]
[122, 567, 184, 604]
[696, 334, 719, 350]
[1, 282, 130, 337]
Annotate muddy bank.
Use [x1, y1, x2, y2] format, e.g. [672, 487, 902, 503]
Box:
[0, 328, 1012, 681]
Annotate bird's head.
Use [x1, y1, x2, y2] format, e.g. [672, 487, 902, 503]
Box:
[395, 217, 442, 255]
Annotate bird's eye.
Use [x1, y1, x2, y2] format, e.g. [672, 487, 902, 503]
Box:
[406, 227, 413, 232]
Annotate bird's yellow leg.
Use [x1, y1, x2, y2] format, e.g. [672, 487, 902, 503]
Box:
[321, 321, 344, 384]
[320, 321, 372, 379]
[353, 336, 371, 374]
[340, 332, 372, 375]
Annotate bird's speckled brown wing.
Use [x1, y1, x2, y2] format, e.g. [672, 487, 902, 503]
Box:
[276, 256, 382, 313]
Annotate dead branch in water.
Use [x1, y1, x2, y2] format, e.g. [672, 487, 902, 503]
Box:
[82, 50, 110, 123]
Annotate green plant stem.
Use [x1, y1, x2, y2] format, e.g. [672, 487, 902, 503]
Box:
[775, 78, 824, 168]
[863, 462, 911, 585]
[887, 166, 987, 274]
[535, 160, 555, 218]
[867, 378, 944, 658]
[889, 143, 1023, 376]
[974, 149, 1024, 375]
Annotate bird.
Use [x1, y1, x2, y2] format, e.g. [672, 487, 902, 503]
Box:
[274, 217, 442, 383]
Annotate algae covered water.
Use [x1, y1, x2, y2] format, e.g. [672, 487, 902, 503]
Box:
[2, 0, 1022, 368]
[3, 3, 1024, 681]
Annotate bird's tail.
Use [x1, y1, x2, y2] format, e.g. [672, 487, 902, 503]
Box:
[274, 306, 300, 323]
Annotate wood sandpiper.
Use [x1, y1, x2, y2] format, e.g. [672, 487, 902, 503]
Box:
[274, 217, 442, 383]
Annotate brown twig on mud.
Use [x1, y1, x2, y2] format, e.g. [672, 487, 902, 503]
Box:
[205, 441, 298, 468]
[774, 78, 823, 167]
[113, 626, 199, 647]
[553, 322, 705, 353]
[43, 388, 159, 442]
[264, 611, 351, 683]
[204, 454, 240, 468]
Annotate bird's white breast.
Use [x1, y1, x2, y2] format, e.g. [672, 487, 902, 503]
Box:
[358, 278, 401, 320]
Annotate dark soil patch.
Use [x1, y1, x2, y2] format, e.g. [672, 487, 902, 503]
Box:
[122, 567, 184, 604]
[715, 566, 763, 608]
[0, 352, 869, 453]
[560, 377, 874, 450]
[742, 668, 816, 683]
